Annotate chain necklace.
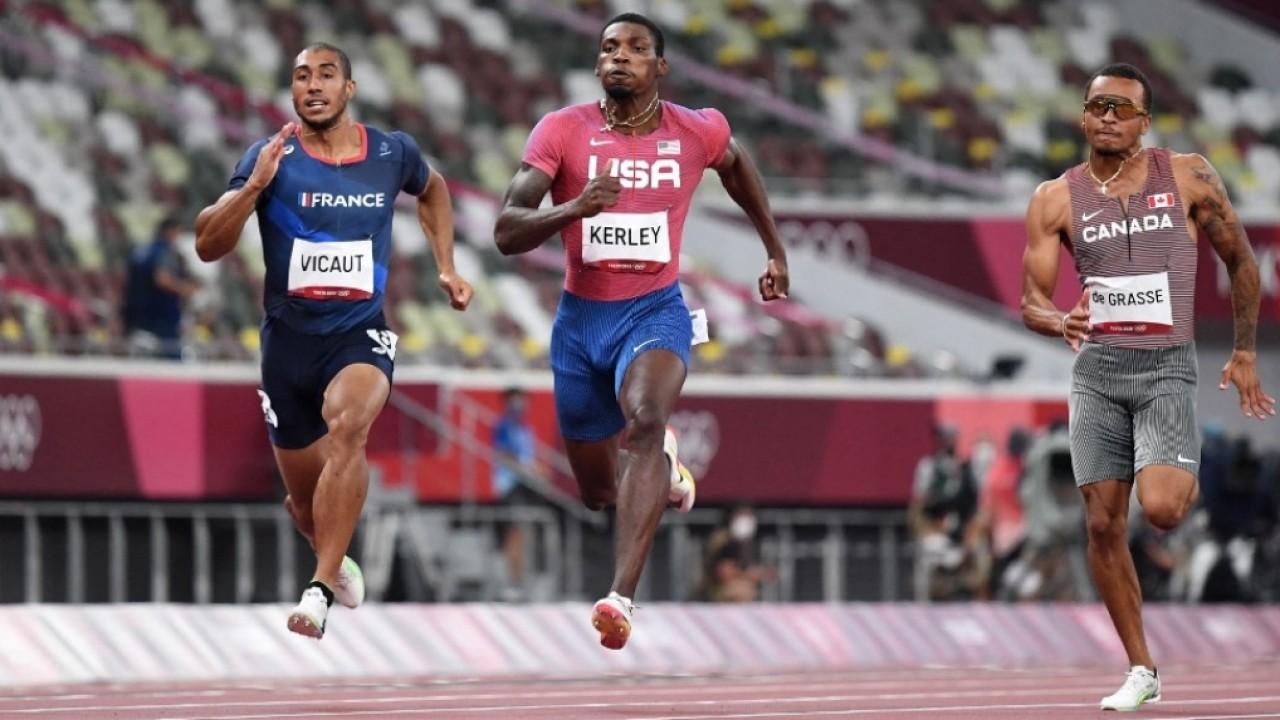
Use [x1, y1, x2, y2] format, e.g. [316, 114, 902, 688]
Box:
[1087, 150, 1133, 195]
[599, 94, 660, 132]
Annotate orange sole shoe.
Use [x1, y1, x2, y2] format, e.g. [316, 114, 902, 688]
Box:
[591, 599, 632, 650]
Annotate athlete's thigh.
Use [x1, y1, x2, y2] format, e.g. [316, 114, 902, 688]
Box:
[1133, 390, 1200, 479]
[612, 289, 692, 399]
[317, 324, 396, 430]
[550, 305, 625, 443]
[259, 319, 329, 451]
[618, 348, 687, 424]
[1069, 389, 1134, 485]
[564, 435, 622, 504]
[321, 363, 391, 432]
[1133, 389, 1200, 510]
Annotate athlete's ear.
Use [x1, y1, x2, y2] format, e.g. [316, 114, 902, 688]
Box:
[657, 56, 669, 79]
[346, 79, 356, 101]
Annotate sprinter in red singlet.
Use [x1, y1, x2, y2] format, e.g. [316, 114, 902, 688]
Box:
[1022, 63, 1274, 711]
[494, 13, 788, 650]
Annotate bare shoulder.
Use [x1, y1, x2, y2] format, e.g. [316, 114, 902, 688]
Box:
[1170, 151, 1229, 205]
[1027, 174, 1071, 228]
[1031, 175, 1070, 203]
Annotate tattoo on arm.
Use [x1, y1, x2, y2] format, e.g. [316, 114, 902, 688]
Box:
[1191, 160, 1260, 352]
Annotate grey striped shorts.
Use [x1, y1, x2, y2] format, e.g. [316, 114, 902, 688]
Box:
[1069, 341, 1200, 486]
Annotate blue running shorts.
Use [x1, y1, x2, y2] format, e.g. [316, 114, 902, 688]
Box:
[550, 282, 693, 442]
[258, 315, 396, 449]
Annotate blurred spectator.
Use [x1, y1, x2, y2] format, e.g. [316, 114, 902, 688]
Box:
[491, 387, 538, 599]
[122, 216, 199, 359]
[974, 426, 1032, 598]
[1006, 421, 1090, 601]
[910, 424, 983, 601]
[697, 505, 773, 602]
[1186, 436, 1268, 602]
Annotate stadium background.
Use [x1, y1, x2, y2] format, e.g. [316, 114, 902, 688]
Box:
[1, 0, 1280, 712]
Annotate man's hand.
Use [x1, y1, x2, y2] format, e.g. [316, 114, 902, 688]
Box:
[1219, 350, 1276, 420]
[438, 271, 474, 311]
[758, 258, 789, 301]
[1062, 289, 1090, 351]
[246, 122, 297, 192]
[572, 175, 621, 218]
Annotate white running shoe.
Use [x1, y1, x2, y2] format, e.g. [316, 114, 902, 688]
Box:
[333, 555, 365, 609]
[664, 426, 696, 513]
[287, 586, 329, 639]
[1100, 666, 1161, 711]
[591, 591, 635, 650]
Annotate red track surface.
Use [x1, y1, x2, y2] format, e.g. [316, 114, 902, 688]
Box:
[2, 665, 1279, 719]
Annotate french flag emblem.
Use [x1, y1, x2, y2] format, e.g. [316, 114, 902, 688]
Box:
[299, 192, 313, 208]
[1147, 192, 1175, 209]
[657, 140, 681, 156]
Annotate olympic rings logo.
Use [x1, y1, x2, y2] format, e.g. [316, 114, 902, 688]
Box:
[667, 410, 720, 479]
[0, 394, 41, 472]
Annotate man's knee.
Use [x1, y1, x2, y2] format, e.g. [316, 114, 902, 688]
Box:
[1085, 505, 1126, 544]
[1143, 496, 1189, 531]
[623, 403, 666, 452]
[324, 408, 372, 454]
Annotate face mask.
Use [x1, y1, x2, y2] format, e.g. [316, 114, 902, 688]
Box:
[730, 516, 756, 541]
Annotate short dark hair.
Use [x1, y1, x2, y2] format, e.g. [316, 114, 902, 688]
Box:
[1086, 63, 1153, 113]
[157, 215, 181, 235]
[600, 13, 664, 57]
[301, 42, 352, 80]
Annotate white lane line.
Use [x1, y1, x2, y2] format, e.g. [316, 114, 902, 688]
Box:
[0, 674, 1154, 706]
[50, 691, 1280, 720]
[625, 697, 1280, 720]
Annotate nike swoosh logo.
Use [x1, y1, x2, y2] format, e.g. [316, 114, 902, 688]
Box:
[632, 338, 659, 353]
[379, 150, 393, 157]
[589, 138, 613, 146]
[1177, 454, 1197, 465]
[1082, 210, 1104, 222]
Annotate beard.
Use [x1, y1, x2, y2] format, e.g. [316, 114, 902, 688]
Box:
[604, 84, 634, 100]
[1092, 145, 1128, 157]
[297, 103, 347, 133]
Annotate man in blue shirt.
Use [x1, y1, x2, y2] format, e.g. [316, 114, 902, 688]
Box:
[195, 42, 473, 638]
[492, 387, 537, 595]
[123, 216, 198, 358]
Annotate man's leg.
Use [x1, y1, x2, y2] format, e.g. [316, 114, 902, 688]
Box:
[275, 438, 330, 547]
[611, 349, 687, 599]
[1136, 466, 1198, 531]
[564, 435, 622, 511]
[311, 363, 389, 588]
[1081, 480, 1154, 669]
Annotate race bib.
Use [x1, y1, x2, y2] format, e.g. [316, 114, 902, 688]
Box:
[581, 210, 670, 273]
[690, 308, 709, 345]
[1086, 272, 1173, 334]
[288, 238, 374, 300]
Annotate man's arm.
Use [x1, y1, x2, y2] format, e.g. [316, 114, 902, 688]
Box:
[493, 165, 619, 256]
[1177, 153, 1275, 419]
[195, 123, 295, 262]
[713, 138, 788, 301]
[417, 167, 472, 310]
[194, 187, 264, 263]
[1021, 179, 1087, 349]
[154, 267, 198, 299]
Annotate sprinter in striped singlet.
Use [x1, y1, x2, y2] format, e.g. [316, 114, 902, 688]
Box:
[1022, 63, 1275, 711]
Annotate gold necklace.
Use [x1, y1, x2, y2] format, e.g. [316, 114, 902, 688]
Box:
[1087, 151, 1133, 195]
[599, 94, 660, 132]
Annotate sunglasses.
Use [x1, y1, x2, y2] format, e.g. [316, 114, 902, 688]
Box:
[1083, 97, 1148, 121]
